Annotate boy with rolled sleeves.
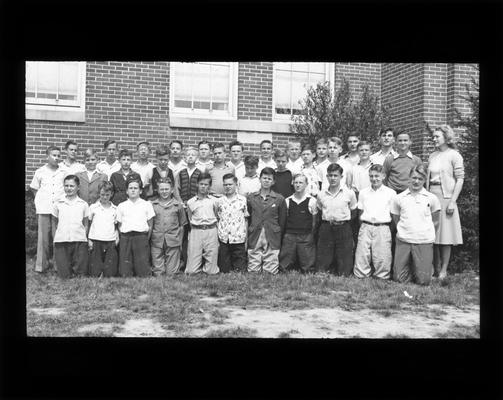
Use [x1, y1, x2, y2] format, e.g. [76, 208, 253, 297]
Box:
[30, 145, 65, 273]
[76, 148, 108, 205]
[353, 164, 396, 280]
[88, 181, 119, 277]
[110, 149, 142, 206]
[247, 167, 287, 275]
[279, 173, 318, 273]
[52, 175, 90, 279]
[185, 173, 220, 275]
[150, 177, 187, 275]
[316, 163, 357, 276]
[116, 178, 155, 277]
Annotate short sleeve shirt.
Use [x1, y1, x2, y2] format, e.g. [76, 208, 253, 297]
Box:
[238, 175, 261, 197]
[195, 159, 214, 174]
[52, 196, 90, 242]
[150, 198, 187, 247]
[58, 160, 87, 177]
[216, 194, 249, 244]
[131, 161, 155, 186]
[96, 159, 121, 179]
[350, 163, 373, 192]
[318, 159, 351, 190]
[209, 164, 235, 195]
[88, 201, 118, 241]
[370, 149, 398, 166]
[257, 158, 277, 176]
[301, 165, 321, 196]
[187, 195, 218, 225]
[317, 186, 357, 222]
[168, 159, 188, 178]
[117, 198, 155, 233]
[357, 185, 397, 224]
[391, 188, 441, 244]
[227, 161, 245, 182]
[30, 165, 66, 214]
[286, 158, 304, 176]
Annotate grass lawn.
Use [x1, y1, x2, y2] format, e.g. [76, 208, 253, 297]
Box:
[25, 257, 480, 338]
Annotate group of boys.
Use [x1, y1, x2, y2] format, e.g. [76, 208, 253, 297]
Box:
[30, 127, 440, 285]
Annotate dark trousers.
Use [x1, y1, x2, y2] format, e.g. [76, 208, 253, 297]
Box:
[89, 240, 118, 277]
[218, 241, 247, 272]
[316, 221, 353, 276]
[54, 242, 89, 279]
[119, 231, 151, 277]
[180, 225, 190, 271]
[279, 232, 316, 272]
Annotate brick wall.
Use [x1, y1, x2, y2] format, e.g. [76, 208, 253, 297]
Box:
[334, 63, 381, 100]
[238, 62, 273, 120]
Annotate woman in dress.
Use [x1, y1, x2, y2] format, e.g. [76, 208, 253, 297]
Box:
[427, 125, 465, 279]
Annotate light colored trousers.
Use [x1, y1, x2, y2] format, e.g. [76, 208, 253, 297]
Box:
[185, 227, 219, 275]
[353, 223, 392, 279]
[151, 242, 181, 275]
[35, 214, 57, 272]
[247, 227, 280, 274]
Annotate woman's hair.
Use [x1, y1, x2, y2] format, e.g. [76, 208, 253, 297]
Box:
[434, 124, 457, 149]
[409, 164, 428, 180]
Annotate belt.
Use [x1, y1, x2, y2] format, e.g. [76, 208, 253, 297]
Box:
[322, 220, 348, 226]
[429, 182, 441, 186]
[191, 223, 217, 230]
[362, 221, 390, 227]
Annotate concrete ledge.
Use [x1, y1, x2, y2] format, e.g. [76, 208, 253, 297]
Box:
[26, 107, 85, 123]
[169, 116, 292, 133]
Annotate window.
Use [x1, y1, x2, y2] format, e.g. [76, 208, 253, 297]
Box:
[273, 62, 332, 120]
[170, 62, 237, 119]
[26, 61, 86, 122]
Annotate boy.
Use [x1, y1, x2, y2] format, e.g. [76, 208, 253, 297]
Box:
[150, 177, 187, 275]
[110, 150, 142, 206]
[316, 163, 357, 276]
[150, 144, 177, 200]
[227, 140, 246, 181]
[97, 139, 121, 179]
[279, 174, 318, 273]
[52, 175, 90, 279]
[271, 149, 294, 199]
[76, 148, 108, 205]
[353, 165, 397, 280]
[116, 177, 155, 277]
[168, 140, 187, 180]
[131, 141, 155, 199]
[318, 137, 351, 191]
[370, 128, 398, 166]
[59, 140, 86, 177]
[313, 138, 329, 168]
[300, 144, 321, 197]
[195, 140, 214, 173]
[391, 165, 441, 285]
[285, 139, 303, 176]
[340, 134, 360, 166]
[257, 140, 277, 175]
[88, 181, 119, 277]
[246, 167, 286, 274]
[238, 155, 261, 197]
[349, 141, 373, 198]
[382, 132, 423, 194]
[209, 142, 235, 196]
[185, 173, 220, 275]
[30, 145, 65, 273]
[216, 174, 249, 273]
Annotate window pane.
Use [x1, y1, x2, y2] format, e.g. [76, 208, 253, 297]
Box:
[274, 69, 291, 114]
[291, 71, 309, 110]
[275, 62, 292, 71]
[211, 64, 229, 111]
[58, 62, 79, 101]
[309, 62, 326, 73]
[292, 62, 309, 72]
[192, 63, 211, 109]
[174, 63, 193, 105]
[26, 62, 37, 97]
[37, 62, 59, 98]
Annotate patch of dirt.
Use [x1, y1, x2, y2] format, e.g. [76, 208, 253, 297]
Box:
[30, 307, 66, 316]
[199, 296, 231, 304]
[114, 318, 172, 337]
[77, 323, 115, 335]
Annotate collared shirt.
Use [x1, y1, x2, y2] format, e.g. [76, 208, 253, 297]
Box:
[370, 148, 399, 166]
[285, 194, 318, 215]
[317, 186, 357, 222]
[97, 159, 121, 179]
[195, 159, 214, 174]
[257, 158, 277, 176]
[300, 165, 321, 196]
[318, 158, 351, 190]
[52, 196, 90, 242]
[227, 160, 245, 182]
[30, 164, 66, 214]
[357, 184, 397, 224]
[340, 152, 360, 166]
[216, 193, 249, 244]
[88, 201, 118, 241]
[58, 160, 86, 177]
[168, 159, 188, 179]
[391, 188, 441, 244]
[187, 195, 218, 225]
[86, 170, 97, 182]
[285, 157, 303, 176]
[117, 198, 155, 233]
[131, 161, 155, 186]
[383, 151, 423, 193]
[350, 162, 373, 192]
[209, 163, 235, 195]
[150, 197, 187, 247]
[238, 175, 261, 197]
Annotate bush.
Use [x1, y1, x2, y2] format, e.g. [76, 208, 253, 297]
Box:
[26, 189, 38, 257]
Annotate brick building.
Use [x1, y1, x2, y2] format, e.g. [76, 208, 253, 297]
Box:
[25, 62, 478, 186]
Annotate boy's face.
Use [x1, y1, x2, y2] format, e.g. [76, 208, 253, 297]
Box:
[47, 150, 61, 166]
[409, 172, 425, 192]
[380, 131, 395, 147]
[198, 144, 211, 160]
[106, 143, 117, 158]
[328, 141, 341, 158]
[158, 154, 170, 170]
[275, 156, 288, 171]
[170, 142, 182, 159]
[396, 134, 411, 152]
[99, 189, 112, 203]
[327, 170, 342, 187]
[260, 143, 273, 159]
[213, 147, 225, 163]
[316, 144, 328, 159]
[85, 154, 98, 171]
[127, 182, 141, 199]
[186, 150, 198, 165]
[66, 144, 78, 161]
[293, 176, 307, 193]
[301, 149, 314, 165]
[138, 144, 149, 160]
[120, 155, 132, 169]
[230, 145, 243, 163]
[197, 178, 211, 195]
[223, 178, 237, 195]
[358, 145, 371, 161]
[347, 136, 359, 152]
[245, 164, 257, 177]
[260, 173, 274, 190]
[288, 143, 301, 160]
[369, 170, 384, 188]
[158, 182, 173, 200]
[64, 179, 78, 197]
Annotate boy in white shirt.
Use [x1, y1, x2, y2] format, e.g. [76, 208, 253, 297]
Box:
[340, 134, 361, 166]
[285, 139, 303, 176]
[59, 140, 86, 177]
[131, 141, 156, 199]
[195, 140, 214, 173]
[168, 140, 188, 181]
[318, 137, 351, 190]
[227, 140, 245, 182]
[349, 141, 373, 197]
[257, 140, 277, 175]
[300, 144, 321, 197]
[97, 139, 121, 179]
[238, 155, 261, 196]
[370, 128, 398, 166]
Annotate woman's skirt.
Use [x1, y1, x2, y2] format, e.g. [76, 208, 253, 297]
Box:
[430, 184, 463, 245]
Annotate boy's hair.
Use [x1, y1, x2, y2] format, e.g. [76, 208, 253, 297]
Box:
[260, 167, 276, 178]
[357, 140, 371, 148]
[119, 149, 133, 159]
[46, 145, 61, 155]
[273, 149, 287, 159]
[316, 138, 328, 146]
[369, 164, 384, 173]
[244, 155, 259, 168]
[228, 140, 243, 151]
[198, 140, 212, 150]
[103, 139, 117, 150]
[328, 137, 343, 147]
[170, 140, 183, 149]
[396, 131, 411, 140]
[83, 148, 97, 158]
[301, 143, 314, 153]
[197, 172, 212, 185]
[213, 142, 225, 151]
[157, 177, 173, 186]
[379, 128, 395, 137]
[347, 134, 360, 141]
[327, 163, 344, 175]
[64, 174, 80, 186]
[155, 144, 170, 158]
[409, 164, 427, 180]
[65, 140, 77, 149]
[287, 140, 302, 148]
[126, 177, 143, 190]
[98, 180, 114, 193]
[137, 141, 150, 149]
[260, 140, 273, 149]
[292, 173, 308, 184]
[185, 146, 198, 155]
[222, 173, 238, 183]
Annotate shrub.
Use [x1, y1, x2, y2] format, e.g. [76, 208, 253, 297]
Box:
[26, 189, 38, 257]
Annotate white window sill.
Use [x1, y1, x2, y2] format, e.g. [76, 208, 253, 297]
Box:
[169, 116, 292, 134]
[26, 105, 85, 123]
